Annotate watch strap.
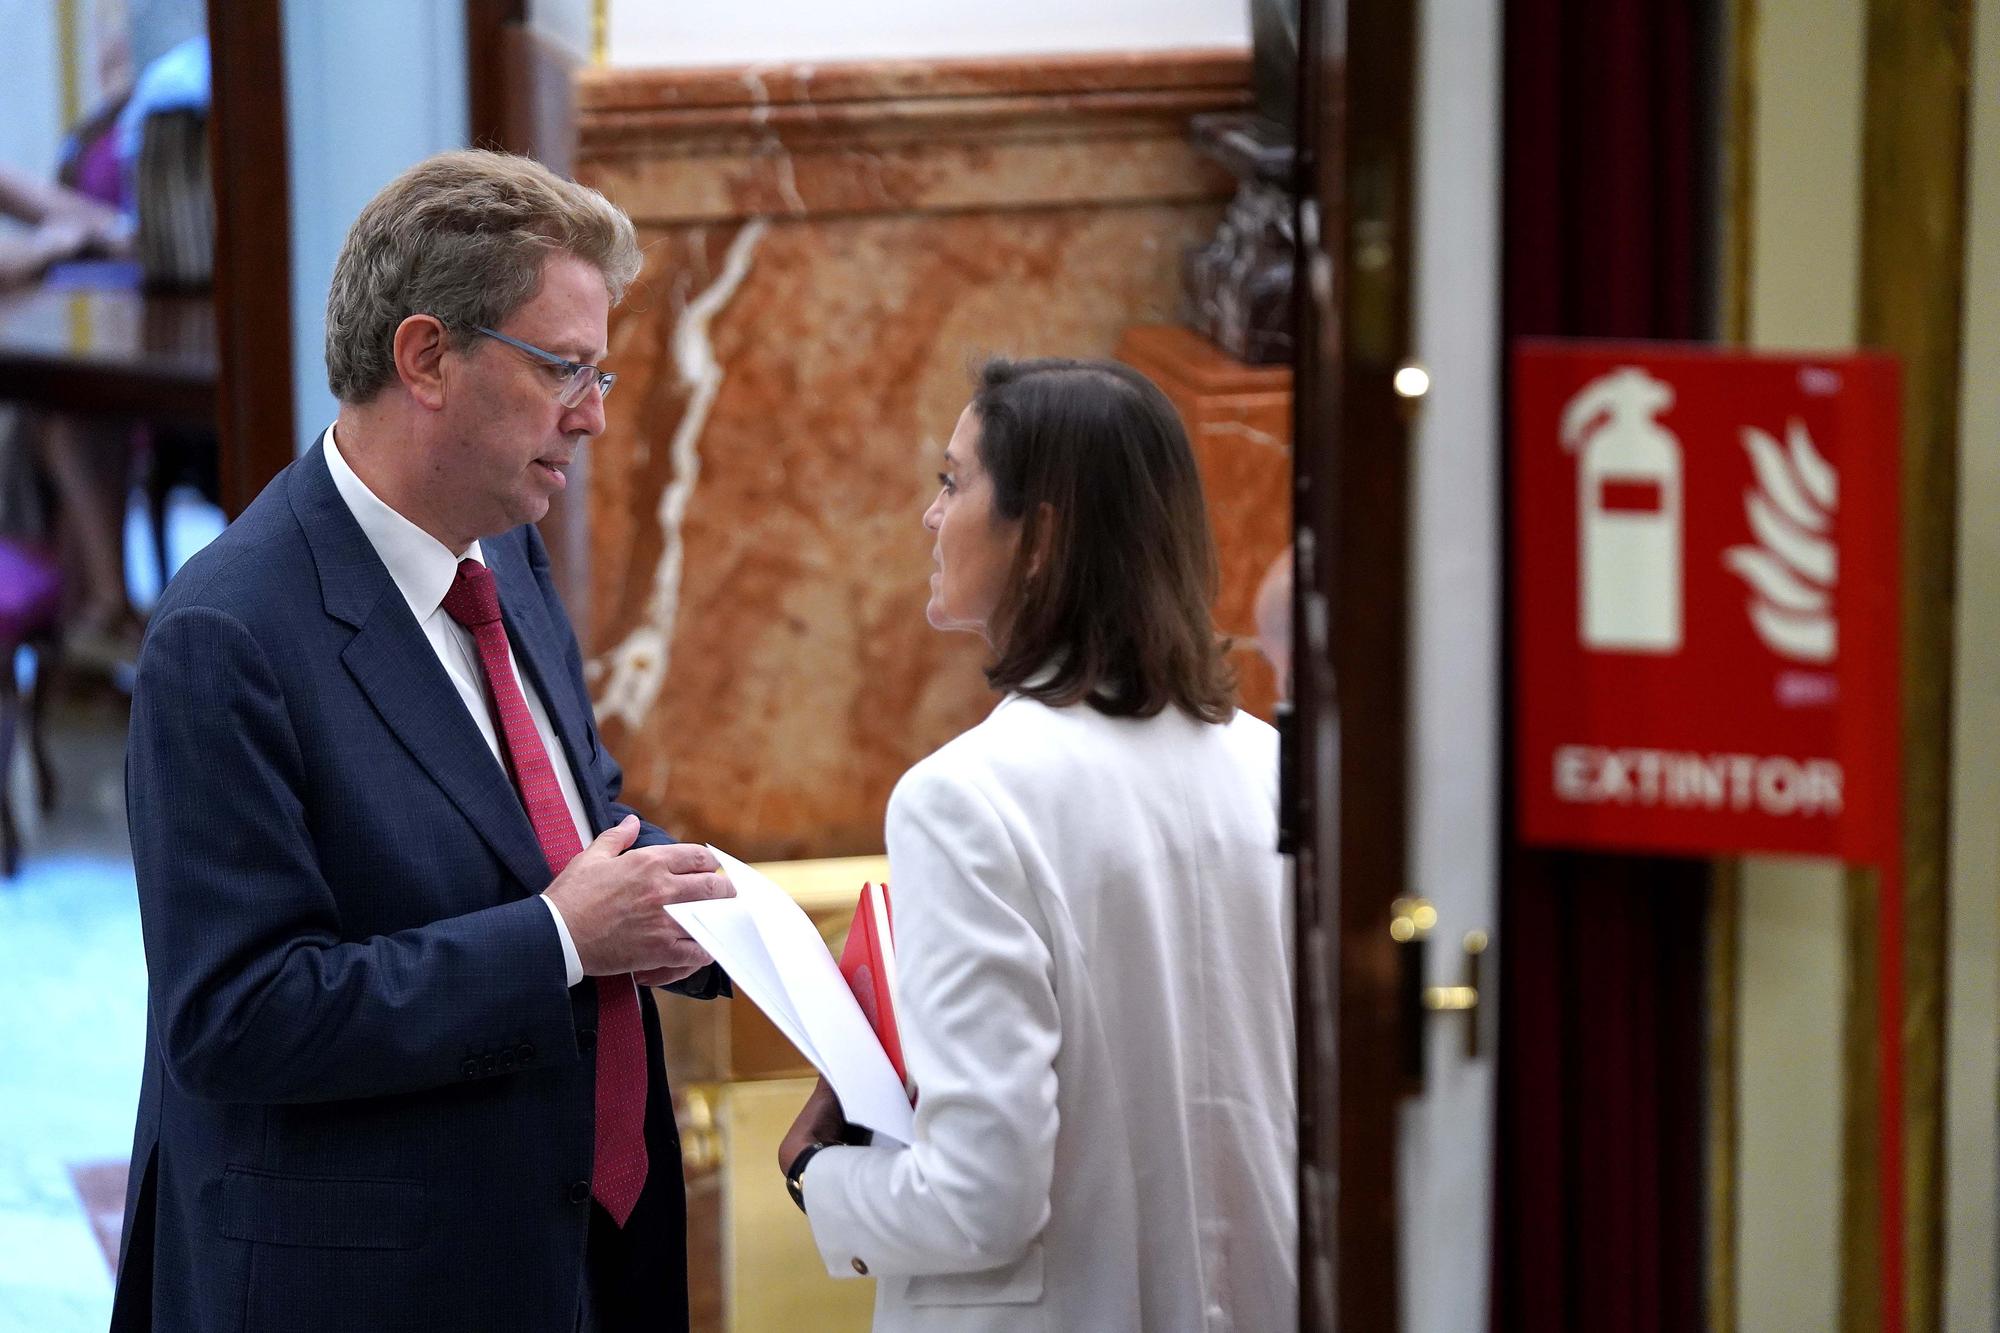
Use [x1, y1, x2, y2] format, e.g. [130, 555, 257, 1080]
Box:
[785, 1141, 830, 1213]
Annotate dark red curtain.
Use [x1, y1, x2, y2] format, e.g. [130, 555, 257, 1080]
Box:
[1495, 1, 1719, 1330]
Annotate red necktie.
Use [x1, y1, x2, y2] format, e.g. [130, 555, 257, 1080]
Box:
[442, 558, 649, 1227]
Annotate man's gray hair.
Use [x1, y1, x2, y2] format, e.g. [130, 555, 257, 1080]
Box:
[324, 149, 642, 404]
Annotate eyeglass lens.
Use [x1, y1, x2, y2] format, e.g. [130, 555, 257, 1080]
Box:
[557, 366, 614, 409]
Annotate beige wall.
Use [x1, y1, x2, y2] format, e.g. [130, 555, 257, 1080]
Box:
[1737, 1, 2000, 1327]
[606, 0, 1247, 66]
[1734, 0, 1867, 1325]
[1944, 2, 2000, 1326]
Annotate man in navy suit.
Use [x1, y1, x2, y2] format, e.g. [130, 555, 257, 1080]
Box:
[112, 150, 730, 1332]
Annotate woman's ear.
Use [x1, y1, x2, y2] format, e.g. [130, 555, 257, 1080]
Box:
[1025, 502, 1057, 579]
[392, 314, 451, 411]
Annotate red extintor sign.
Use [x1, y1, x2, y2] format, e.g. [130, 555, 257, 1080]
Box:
[1512, 343, 1901, 861]
[1512, 340, 1907, 1333]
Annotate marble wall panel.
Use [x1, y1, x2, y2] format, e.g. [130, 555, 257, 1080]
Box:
[1117, 324, 1291, 719]
[577, 52, 1249, 859]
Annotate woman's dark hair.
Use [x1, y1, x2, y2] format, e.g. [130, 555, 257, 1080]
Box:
[972, 356, 1236, 723]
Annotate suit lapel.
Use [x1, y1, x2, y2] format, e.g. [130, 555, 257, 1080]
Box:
[290, 443, 554, 893]
[341, 610, 556, 890]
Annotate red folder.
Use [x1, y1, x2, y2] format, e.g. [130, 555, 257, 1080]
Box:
[839, 883, 913, 1099]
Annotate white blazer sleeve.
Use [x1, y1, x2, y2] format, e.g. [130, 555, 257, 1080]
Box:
[802, 761, 1061, 1279]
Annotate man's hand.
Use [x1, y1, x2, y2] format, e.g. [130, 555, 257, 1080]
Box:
[779, 1077, 848, 1179]
[544, 816, 732, 980]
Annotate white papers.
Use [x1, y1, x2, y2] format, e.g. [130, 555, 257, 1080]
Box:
[665, 848, 915, 1143]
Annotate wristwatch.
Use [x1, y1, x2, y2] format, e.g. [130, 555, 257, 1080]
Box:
[785, 1142, 830, 1214]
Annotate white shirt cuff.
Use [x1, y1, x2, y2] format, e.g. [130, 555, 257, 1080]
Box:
[541, 894, 585, 988]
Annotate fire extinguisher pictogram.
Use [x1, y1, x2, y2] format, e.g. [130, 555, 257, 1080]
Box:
[1561, 367, 1685, 654]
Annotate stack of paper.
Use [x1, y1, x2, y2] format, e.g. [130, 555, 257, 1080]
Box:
[665, 848, 915, 1144]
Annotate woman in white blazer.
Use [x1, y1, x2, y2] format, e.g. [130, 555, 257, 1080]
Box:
[779, 357, 1297, 1333]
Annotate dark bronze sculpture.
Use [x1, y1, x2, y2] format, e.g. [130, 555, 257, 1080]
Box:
[1182, 0, 1299, 365]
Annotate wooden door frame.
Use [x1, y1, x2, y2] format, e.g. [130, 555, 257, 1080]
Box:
[205, 0, 298, 516]
[1294, 0, 1418, 1327]
[466, 0, 529, 152]
[206, 0, 542, 520]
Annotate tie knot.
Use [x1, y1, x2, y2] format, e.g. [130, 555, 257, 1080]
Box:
[441, 559, 503, 629]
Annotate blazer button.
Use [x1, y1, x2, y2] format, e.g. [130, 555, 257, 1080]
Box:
[461, 1058, 479, 1077]
[577, 1029, 596, 1053]
[481, 1054, 498, 1075]
[569, 1181, 591, 1205]
[518, 1043, 535, 1063]
[850, 1258, 869, 1276]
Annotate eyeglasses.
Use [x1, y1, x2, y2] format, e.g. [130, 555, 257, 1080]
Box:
[472, 326, 617, 408]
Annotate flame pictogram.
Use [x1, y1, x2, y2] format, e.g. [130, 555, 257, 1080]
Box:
[1723, 420, 1837, 662]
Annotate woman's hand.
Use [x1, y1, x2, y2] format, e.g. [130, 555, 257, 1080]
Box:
[632, 946, 714, 988]
[778, 1076, 848, 1176]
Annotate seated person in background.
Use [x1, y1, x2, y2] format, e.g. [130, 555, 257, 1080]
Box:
[1, 29, 211, 674]
[780, 358, 1298, 1332]
[0, 161, 143, 673]
[0, 16, 142, 667]
[0, 1, 136, 284]
[0, 164, 126, 286]
[0, 159, 140, 672]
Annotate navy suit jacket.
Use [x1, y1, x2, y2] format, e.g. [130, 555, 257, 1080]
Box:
[112, 443, 723, 1332]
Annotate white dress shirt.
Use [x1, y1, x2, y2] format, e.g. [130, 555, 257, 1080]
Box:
[324, 426, 587, 986]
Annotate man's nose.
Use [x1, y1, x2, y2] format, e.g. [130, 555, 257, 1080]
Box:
[562, 386, 607, 436]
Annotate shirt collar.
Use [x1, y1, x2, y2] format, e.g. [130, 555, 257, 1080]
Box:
[323, 424, 485, 624]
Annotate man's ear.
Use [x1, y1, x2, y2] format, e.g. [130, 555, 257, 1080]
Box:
[392, 314, 451, 411]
